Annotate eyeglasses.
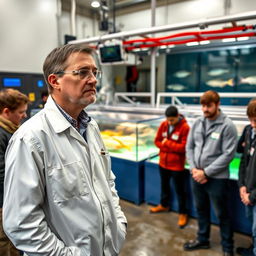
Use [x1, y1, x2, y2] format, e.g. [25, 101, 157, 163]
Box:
[54, 69, 102, 80]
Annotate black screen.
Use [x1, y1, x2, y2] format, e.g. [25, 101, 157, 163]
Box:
[99, 45, 123, 63]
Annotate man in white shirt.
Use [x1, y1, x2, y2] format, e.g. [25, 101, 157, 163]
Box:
[3, 43, 127, 256]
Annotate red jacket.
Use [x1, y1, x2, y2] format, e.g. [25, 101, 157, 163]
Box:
[154, 116, 190, 171]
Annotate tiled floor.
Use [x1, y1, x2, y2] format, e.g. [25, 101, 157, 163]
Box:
[119, 200, 251, 256]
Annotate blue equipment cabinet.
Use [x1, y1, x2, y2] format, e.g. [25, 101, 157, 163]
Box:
[111, 156, 145, 205]
[144, 157, 251, 235]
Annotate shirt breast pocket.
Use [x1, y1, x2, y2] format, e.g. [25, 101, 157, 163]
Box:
[98, 150, 111, 172]
[48, 161, 89, 204]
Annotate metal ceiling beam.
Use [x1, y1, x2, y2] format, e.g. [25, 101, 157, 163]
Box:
[70, 11, 256, 44]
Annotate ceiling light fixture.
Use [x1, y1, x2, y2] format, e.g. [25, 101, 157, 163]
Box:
[200, 40, 210, 45]
[222, 38, 236, 42]
[186, 42, 199, 46]
[91, 0, 100, 8]
[237, 36, 250, 41]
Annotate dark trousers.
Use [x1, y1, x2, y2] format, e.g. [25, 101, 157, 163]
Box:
[192, 178, 233, 253]
[159, 166, 187, 214]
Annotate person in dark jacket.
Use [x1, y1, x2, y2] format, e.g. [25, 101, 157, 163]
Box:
[236, 99, 256, 256]
[184, 90, 237, 256]
[150, 105, 190, 228]
[0, 88, 29, 256]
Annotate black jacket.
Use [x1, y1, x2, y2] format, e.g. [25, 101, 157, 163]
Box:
[0, 126, 12, 207]
[238, 124, 256, 204]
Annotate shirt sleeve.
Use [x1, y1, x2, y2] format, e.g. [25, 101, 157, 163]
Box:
[3, 135, 81, 256]
[163, 125, 190, 153]
[185, 123, 196, 170]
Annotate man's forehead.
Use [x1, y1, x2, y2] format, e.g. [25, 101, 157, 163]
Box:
[67, 51, 96, 65]
[201, 102, 217, 107]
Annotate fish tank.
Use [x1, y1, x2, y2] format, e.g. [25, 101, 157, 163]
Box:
[88, 110, 164, 161]
[165, 45, 256, 106]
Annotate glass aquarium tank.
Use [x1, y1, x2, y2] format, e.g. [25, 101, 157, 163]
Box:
[88, 110, 164, 161]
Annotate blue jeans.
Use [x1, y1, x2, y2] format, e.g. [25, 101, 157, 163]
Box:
[245, 205, 256, 255]
[192, 178, 233, 253]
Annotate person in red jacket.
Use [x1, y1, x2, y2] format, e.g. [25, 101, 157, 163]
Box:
[150, 105, 190, 228]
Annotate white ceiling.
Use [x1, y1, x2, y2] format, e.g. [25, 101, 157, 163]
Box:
[61, 0, 190, 17]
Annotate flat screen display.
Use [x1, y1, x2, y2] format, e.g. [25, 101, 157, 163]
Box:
[37, 80, 44, 88]
[99, 45, 123, 63]
[3, 78, 22, 87]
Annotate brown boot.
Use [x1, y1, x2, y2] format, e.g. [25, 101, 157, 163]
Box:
[178, 213, 188, 228]
[150, 204, 169, 213]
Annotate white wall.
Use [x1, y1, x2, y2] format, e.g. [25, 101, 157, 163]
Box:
[0, 0, 255, 75]
[0, 0, 58, 73]
[60, 12, 95, 45]
[116, 0, 256, 31]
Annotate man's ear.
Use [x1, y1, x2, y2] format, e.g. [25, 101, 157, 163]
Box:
[2, 107, 10, 118]
[48, 74, 60, 90]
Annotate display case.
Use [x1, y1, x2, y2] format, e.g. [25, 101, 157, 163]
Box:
[88, 110, 164, 161]
[88, 110, 164, 204]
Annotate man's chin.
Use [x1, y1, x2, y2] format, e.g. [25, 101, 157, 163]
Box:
[81, 95, 96, 107]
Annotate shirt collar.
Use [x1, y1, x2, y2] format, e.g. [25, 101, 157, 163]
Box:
[54, 101, 91, 130]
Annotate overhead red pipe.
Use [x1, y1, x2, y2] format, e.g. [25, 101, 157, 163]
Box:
[123, 25, 255, 46]
[124, 32, 256, 51]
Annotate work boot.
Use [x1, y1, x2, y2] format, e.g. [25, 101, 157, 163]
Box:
[178, 213, 188, 228]
[183, 240, 210, 251]
[236, 244, 254, 256]
[223, 252, 234, 256]
[149, 204, 169, 213]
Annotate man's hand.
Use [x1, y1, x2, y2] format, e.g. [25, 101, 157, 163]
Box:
[241, 192, 251, 206]
[161, 138, 167, 145]
[192, 168, 208, 184]
[239, 186, 247, 199]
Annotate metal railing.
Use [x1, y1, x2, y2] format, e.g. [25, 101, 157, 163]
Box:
[114, 92, 151, 105]
[156, 92, 256, 108]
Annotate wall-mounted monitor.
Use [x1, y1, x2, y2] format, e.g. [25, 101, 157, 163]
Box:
[3, 78, 22, 87]
[99, 41, 125, 64]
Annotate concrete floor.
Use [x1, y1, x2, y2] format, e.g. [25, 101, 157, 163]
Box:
[119, 200, 251, 256]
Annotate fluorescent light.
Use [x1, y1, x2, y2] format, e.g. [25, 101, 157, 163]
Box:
[200, 40, 210, 45]
[132, 48, 141, 52]
[222, 38, 236, 43]
[186, 42, 199, 46]
[160, 45, 175, 49]
[237, 36, 250, 41]
[91, 1, 100, 8]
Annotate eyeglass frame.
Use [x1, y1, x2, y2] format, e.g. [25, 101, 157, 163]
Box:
[54, 68, 102, 80]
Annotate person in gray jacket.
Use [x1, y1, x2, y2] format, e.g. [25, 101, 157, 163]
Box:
[3, 43, 127, 256]
[183, 90, 237, 256]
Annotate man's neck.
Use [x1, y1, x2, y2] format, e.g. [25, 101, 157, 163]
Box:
[52, 95, 84, 120]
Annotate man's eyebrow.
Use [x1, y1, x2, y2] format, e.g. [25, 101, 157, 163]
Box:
[78, 65, 98, 70]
